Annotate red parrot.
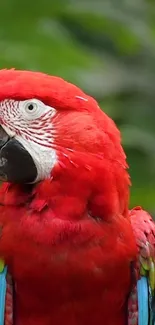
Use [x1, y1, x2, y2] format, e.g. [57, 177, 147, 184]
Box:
[0, 69, 154, 325]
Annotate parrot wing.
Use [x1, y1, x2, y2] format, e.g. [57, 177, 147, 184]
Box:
[128, 206, 155, 325]
[0, 262, 13, 325]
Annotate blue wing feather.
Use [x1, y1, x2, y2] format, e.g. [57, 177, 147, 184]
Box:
[0, 266, 7, 325]
[137, 277, 149, 325]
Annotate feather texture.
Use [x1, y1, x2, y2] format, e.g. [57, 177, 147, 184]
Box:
[0, 265, 7, 325]
[0, 263, 13, 325]
[129, 207, 155, 325]
[137, 277, 149, 325]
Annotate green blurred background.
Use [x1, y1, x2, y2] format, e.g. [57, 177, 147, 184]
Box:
[0, 0, 155, 213]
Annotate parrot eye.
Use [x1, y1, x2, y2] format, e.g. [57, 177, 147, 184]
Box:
[24, 101, 38, 116]
[21, 99, 53, 121]
[27, 104, 35, 111]
[17, 98, 56, 121]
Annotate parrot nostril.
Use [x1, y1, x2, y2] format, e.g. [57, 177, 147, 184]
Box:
[0, 126, 10, 149]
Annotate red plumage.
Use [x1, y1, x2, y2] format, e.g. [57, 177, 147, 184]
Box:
[0, 69, 153, 325]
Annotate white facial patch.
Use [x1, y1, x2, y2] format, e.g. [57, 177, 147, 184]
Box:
[0, 98, 58, 182]
[15, 135, 57, 182]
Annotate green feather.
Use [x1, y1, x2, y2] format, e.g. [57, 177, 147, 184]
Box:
[0, 259, 4, 273]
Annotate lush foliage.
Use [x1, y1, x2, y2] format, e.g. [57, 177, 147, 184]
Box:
[0, 0, 155, 212]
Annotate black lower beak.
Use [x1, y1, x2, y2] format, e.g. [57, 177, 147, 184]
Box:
[0, 126, 10, 148]
[0, 126, 37, 183]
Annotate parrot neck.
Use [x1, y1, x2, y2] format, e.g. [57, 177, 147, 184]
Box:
[0, 179, 89, 220]
[0, 160, 129, 221]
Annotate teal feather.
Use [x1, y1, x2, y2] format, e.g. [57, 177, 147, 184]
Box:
[137, 276, 149, 325]
[0, 266, 7, 325]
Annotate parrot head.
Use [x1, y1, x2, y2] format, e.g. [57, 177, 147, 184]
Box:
[0, 69, 130, 220]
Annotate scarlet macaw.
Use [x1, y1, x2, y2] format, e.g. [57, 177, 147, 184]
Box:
[0, 69, 154, 325]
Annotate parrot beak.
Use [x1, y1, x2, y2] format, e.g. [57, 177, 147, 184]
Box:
[0, 126, 10, 148]
[0, 125, 37, 183]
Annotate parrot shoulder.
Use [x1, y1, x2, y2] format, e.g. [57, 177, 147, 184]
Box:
[128, 206, 155, 325]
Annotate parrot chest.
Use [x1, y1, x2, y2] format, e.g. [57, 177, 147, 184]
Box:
[12, 252, 131, 325]
[7, 240, 134, 325]
[0, 205, 137, 325]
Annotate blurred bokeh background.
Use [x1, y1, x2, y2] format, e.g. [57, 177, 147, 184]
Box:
[1, 0, 155, 213]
